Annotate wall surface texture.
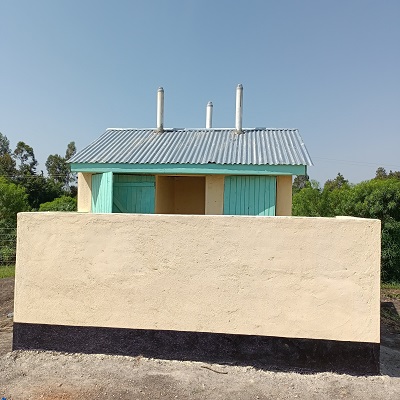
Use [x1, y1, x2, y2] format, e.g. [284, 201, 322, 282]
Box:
[14, 213, 380, 343]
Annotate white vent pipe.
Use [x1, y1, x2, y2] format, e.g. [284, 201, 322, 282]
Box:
[157, 87, 164, 132]
[206, 101, 213, 129]
[235, 84, 243, 133]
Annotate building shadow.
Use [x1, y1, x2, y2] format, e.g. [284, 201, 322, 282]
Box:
[380, 301, 400, 377]
[13, 322, 379, 376]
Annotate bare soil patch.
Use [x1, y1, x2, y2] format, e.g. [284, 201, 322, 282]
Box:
[1, 278, 400, 399]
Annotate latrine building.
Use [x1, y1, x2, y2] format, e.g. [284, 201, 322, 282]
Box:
[13, 86, 381, 374]
[70, 86, 313, 215]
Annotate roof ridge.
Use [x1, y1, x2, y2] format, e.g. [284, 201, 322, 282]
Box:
[105, 127, 300, 131]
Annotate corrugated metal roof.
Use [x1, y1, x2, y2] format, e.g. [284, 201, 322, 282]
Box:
[69, 128, 313, 166]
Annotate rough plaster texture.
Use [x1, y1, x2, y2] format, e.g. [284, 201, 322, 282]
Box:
[77, 173, 92, 212]
[14, 213, 381, 343]
[276, 175, 292, 216]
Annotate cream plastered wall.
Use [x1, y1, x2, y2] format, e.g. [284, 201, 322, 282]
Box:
[155, 176, 206, 214]
[77, 173, 92, 212]
[276, 175, 292, 216]
[173, 176, 205, 214]
[14, 213, 381, 343]
[205, 175, 224, 215]
[155, 176, 175, 213]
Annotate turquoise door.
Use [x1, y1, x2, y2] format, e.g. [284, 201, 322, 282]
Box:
[113, 175, 155, 213]
[223, 176, 276, 216]
[92, 172, 113, 213]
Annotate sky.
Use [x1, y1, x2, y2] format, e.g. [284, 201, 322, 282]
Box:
[1, 0, 399, 184]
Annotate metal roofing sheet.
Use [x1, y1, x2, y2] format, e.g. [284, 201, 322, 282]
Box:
[69, 128, 313, 166]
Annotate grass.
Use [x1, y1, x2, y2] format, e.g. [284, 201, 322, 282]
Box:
[0, 264, 15, 278]
[382, 282, 400, 290]
[381, 282, 400, 301]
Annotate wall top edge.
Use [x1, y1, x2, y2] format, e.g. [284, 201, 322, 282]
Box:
[16, 212, 381, 224]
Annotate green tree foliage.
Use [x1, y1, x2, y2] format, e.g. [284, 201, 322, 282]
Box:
[46, 141, 77, 194]
[0, 132, 16, 179]
[293, 173, 351, 217]
[375, 167, 388, 180]
[389, 171, 400, 179]
[292, 180, 323, 216]
[343, 179, 400, 282]
[374, 167, 400, 180]
[292, 174, 310, 194]
[39, 196, 77, 212]
[0, 139, 76, 210]
[293, 172, 400, 282]
[0, 177, 29, 224]
[21, 174, 64, 210]
[12, 141, 64, 209]
[0, 177, 29, 264]
[0, 132, 10, 155]
[323, 172, 349, 191]
[46, 154, 69, 185]
[14, 141, 38, 176]
[0, 135, 78, 263]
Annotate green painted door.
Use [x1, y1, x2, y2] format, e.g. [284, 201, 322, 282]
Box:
[223, 176, 276, 216]
[113, 175, 155, 213]
[92, 172, 113, 213]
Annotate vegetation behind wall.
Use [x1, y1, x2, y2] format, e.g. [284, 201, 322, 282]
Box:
[293, 169, 400, 282]
[0, 132, 77, 265]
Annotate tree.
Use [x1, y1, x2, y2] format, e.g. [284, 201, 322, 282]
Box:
[10, 140, 64, 209]
[293, 177, 350, 217]
[20, 173, 64, 210]
[292, 172, 400, 281]
[323, 173, 349, 191]
[39, 196, 77, 212]
[342, 178, 400, 282]
[0, 137, 78, 262]
[374, 167, 400, 180]
[375, 167, 388, 180]
[292, 180, 323, 216]
[46, 141, 77, 194]
[0, 132, 13, 157]
[0, 132, 16, 179]
[65, 141, 76, 160]
[46, 154, 69, 185]
[292, 175, 309, 194]
[0, 177, 29, 264]
[320, 173, 351, 216]
[14, 141, 37, 176]
[0, 177, 29, 225]
[388, 170, 400, 180]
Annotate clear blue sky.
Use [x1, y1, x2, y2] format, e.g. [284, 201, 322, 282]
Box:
[1, 0, 399, 184]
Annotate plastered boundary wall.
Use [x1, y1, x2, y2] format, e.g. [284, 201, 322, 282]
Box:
[14, 213, 380, 343]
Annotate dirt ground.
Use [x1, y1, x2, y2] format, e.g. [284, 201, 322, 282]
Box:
[1, 277, 400, 399]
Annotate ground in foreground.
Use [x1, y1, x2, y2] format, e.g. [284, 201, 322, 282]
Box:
[1, 279, 400, 399]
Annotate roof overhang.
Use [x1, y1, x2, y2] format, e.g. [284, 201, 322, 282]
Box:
[70, 162, 307, 176]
